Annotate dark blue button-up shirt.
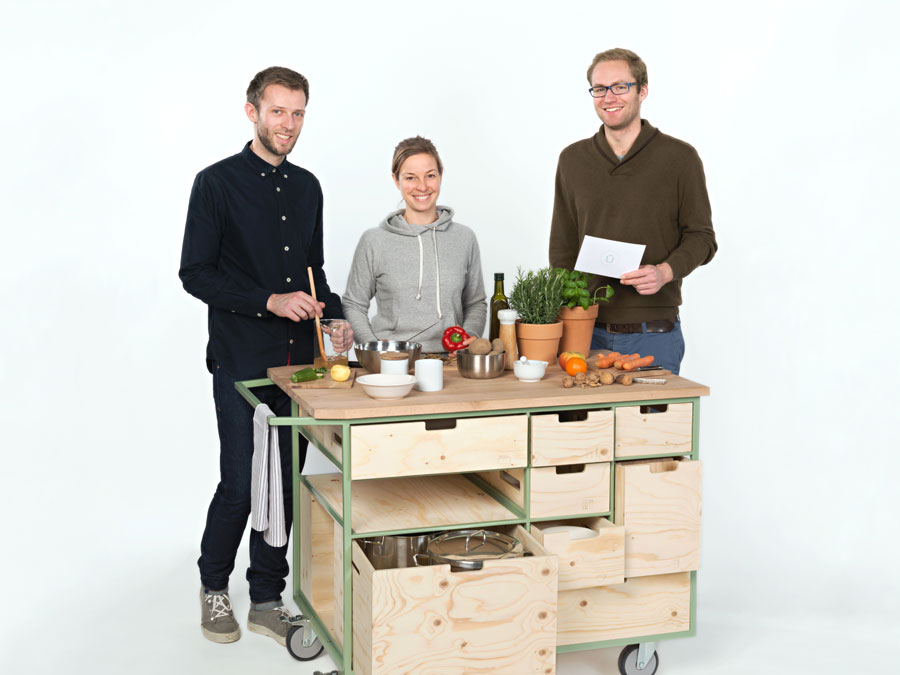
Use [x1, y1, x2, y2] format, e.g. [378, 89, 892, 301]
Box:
[179, 142, 343, 380]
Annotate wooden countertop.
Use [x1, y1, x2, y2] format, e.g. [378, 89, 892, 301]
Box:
[269, 356, 709, 420]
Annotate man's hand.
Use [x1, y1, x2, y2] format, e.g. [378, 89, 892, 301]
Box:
[266, 292, 324, 321]
[324, 320, 355, 352]
[620, 263, 674, 295]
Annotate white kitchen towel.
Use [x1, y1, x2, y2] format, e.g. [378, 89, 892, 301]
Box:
[250, 404, 287, 547]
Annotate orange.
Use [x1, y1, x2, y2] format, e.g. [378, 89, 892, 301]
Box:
[558, 351, 585, 370]
[565, 357, 588, 376]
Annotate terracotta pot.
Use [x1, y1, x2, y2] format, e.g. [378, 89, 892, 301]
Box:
[516, 321, 563, 363]
[557, 304, 599, 357]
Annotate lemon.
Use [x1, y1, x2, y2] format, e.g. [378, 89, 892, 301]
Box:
[330, 364, 351, 382]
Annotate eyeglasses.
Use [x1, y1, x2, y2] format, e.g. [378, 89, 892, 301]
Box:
[588, 82, 638, 98]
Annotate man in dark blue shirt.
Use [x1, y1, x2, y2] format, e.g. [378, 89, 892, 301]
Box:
[180, 66, 346, 647]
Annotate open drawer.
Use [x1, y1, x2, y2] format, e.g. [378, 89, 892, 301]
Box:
[615, 458, 702, 577]
[350, 415, 528, 480]
[530, 517, 624, 590]
[350, 525, 558, 675]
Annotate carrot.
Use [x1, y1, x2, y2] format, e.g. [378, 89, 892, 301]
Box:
[623, 355, 655, 370]
[614, 353, 641, 369]
[595, 352, 621, 369]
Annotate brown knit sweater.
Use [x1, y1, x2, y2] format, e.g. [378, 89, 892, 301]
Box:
[549, 120, 717, 323]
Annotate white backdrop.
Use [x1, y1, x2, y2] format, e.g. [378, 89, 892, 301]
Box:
[2, 1, 898, 673]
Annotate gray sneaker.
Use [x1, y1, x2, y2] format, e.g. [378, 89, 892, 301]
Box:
[200, 588, 241, 643]
[247, 605, 294, 646]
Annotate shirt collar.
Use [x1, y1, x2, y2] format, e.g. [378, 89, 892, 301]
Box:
[241, 141, 297, 179]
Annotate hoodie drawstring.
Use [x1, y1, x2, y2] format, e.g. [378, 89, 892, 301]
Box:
[414, 228, 442, 319]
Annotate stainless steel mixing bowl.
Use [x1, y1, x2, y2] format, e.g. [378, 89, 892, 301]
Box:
[354, 340, 422, 374]
[457, 350, 505, 379]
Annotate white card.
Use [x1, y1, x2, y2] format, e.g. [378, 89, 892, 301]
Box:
[573, 235, 646, 279]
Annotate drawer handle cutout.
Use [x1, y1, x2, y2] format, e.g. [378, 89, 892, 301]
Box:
[556, 463, 586, 475]
[332, 432, 342, 447]
[557, 410, 588, 423]
[649, 459, 680, 473]
[639, 404, 669, 414]
[425, 419, 457, 431]
[500, 471, 521, 490]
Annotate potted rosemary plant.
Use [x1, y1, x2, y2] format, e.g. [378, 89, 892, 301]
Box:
[555, 268, 614, 357]
[508, 267, 566, 362]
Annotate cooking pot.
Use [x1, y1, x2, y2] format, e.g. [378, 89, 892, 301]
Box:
[416, 529, 525, 571]
[361, 531, 444, 570]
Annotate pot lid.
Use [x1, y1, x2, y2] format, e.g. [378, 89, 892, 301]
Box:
[426, 529, 524, 562]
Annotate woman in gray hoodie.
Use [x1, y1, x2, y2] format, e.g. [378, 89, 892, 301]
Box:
[342, 136, 487, 352]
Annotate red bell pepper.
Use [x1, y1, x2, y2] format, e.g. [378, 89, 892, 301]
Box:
[441, 325, 469, 352]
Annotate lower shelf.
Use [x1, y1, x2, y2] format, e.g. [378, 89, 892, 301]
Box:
[306, 473, 519, 535]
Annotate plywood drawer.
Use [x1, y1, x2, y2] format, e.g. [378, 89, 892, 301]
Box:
[303, 423, 343, 457]
[530, 463, 611, 518]
[615, 458, 702, 577]
[615, 402, 693, 458]
[350, 415, 528, 480]
[557, 572, 691, 645]
[531, 409, 613, 466]
[351, 525, 558, 675]
[530, 518, 624, 590]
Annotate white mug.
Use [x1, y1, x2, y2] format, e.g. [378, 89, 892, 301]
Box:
[380, 356, 409, 375]
[414, 359, 443, 392]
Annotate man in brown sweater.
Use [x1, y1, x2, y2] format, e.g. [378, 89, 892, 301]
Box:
[549, 48, 717, 374]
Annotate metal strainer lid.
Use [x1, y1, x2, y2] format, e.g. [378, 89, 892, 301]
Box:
[426, 529, 523, 562]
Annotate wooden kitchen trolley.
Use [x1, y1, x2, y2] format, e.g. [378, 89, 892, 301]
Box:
[235, 359, 708, 674]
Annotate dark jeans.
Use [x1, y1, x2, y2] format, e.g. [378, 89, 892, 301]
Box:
[198, 363, 307, 603]
[590, 318, 685, 375]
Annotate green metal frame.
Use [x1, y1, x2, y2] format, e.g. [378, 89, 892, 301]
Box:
[237, 377, 701, 672]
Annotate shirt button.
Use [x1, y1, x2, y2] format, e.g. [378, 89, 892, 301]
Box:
[289, 339, 294, 345]
[257, 313, 262, 317]
[281, 215, 286, 221]
[286, 277, 291, 283]
[260, 172, 265, 177]
[284, 246, 290, 251]
[276, 187, 281, 192]
[283, 174, 288, 178]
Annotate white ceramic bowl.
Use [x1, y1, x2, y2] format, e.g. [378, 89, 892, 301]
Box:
[513, 359, 548, 382]
[357, 373, 417, 400]
[542, 525, 599, 540]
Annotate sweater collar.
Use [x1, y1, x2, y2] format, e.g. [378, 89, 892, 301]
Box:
[593, 119, 659, 167]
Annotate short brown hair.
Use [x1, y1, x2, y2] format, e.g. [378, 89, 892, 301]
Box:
[246, 66, 310, 109]
[586, 48, 648, 87]
[391, 136, 444, 179]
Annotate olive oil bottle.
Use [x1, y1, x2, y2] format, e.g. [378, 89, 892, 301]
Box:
[489, 272, 509, 341]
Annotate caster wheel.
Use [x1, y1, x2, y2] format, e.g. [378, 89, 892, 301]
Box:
[618, 644, 659, 675]
[286, 623, 324, 661]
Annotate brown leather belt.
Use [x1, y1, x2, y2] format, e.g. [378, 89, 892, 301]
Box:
[602, 319, 675, 334]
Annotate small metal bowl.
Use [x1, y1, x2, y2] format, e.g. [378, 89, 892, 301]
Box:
[354, 340, 422, 374]
[457, 351, 505, 379]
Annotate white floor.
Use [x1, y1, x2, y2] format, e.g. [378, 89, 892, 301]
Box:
[3, 540, 894, 675]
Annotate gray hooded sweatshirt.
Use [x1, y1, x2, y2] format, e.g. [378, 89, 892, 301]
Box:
[342, 206, 487, 353]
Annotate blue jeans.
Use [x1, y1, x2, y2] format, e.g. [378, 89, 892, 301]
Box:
[198, 364, 307, 603]
[590, 318, 685, 375]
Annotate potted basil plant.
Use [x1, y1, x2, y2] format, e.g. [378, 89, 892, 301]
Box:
[554, 268, 614, 357]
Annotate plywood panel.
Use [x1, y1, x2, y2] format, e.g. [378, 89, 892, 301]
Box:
[353, 526, 557, 675]
[614, 459, 702, 577]
[299, 486, 336, 640]
[531, 518, 624, 590]
[530, 463, 611, 518]
[531, 409, 614, 466]
[557, 572, 690, 645]
[308, 474, 515, 535]
[615, 403, 693, 458]
[350, 415, 527, 480]
[477, 468, 525, 509]
[332, 520, 344, 648]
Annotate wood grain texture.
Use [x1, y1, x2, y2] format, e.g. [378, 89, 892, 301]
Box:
[352, 526, 558, 675]
[307, 474, 515, 534]
[350, 415, 527, 480]
[476, 468, 526, 509]
[614, 403, 693, 458]
[299, 486, 338, 642]
[614, 459, 702, 577]
[531, 409, 614, 467]
[557, 572, 690, 645]
[333, 519, 344, 648]
[530, 462, 611, 518]
[530, 517, 624, 590]
[304, 423, 343, 457]
[268, 362, 709, 420]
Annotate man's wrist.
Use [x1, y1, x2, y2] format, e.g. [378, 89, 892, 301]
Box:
[657, 263, 674, 284]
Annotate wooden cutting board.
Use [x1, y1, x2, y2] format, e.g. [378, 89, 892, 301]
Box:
[268, 366, 357, 390]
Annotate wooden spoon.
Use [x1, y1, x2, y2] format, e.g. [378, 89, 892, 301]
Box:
[307, 267, 327, 365]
